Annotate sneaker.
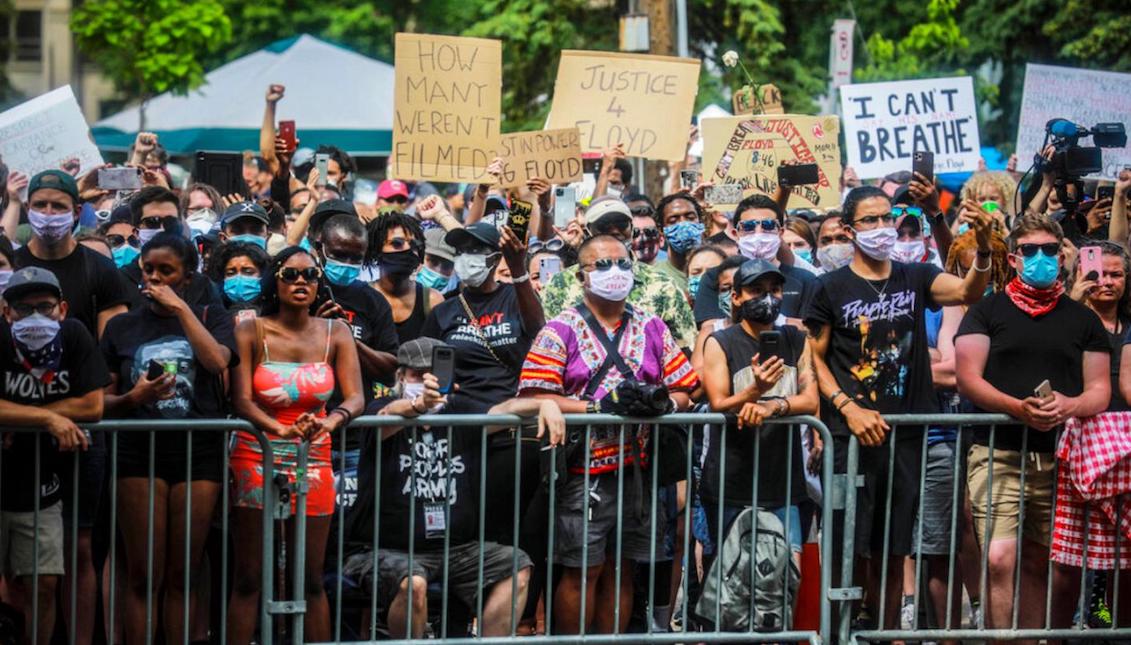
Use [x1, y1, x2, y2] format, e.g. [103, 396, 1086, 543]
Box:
[1090, 597, 1113, 629]
[900, 596, 916, 630]
[967, 602, 983, 629]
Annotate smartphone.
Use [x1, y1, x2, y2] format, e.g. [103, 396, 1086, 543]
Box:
[912, 150, 935, 183]
[1034, 379, 1053, 400]
[146, 359, 165, 381]
[680, 170, 700, 191]
[539, 255, 562, 283]
[278, 120, 296, 152]
[705, 184, 743, 205]
[777, 163, 820, 186]
[314, 153, 330, 187]
[310, 281, 335, 316]
[1080, 245, 1104, 282]
[508, 199, 533, 241]
[432, 345, 456, 395]
[1097, 185, 1115, 200]
[194, 151, 248, 197]
[98, 167, 142, 191]
[553, 186, 576, 228]
[758, 330, 782, 363]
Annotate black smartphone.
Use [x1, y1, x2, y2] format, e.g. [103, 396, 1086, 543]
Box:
[912, 150, 935, 183]
[146, 359, 165, 381]
[508, 199, 533, 241]
[777, 163, 819, 186]
[1098, 185, 1115, 200]
[194, 151, 248, 197]
[310, 281, 335, 316]
[432, 346, 456, 394]
[758, 330, 782, 363]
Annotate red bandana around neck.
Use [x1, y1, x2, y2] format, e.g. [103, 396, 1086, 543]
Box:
[1004, 277, 1064, 318]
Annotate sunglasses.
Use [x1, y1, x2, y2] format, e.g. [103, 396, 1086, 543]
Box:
[276, 266, 323, 283]
[629, 205, 655, 217]
[138, 216, 174, 230]
[737, 219, 778, 233]
[633, 227, 660, 240]
[528, 238, 565, 254]
[387, 237, 416, 252]
[586, 258, 633, 272]
[892, 206, 923, 218]
[591, 221, 631, 236]
[106, 234, 139, 249]
[1017, 243, 1060, 258]
[11, 301, 60, 317]
[854, 213, 896, 227]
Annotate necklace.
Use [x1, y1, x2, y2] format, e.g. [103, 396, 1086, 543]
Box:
[863, 276, 889, 299]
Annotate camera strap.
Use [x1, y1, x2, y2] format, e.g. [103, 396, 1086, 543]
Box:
[577, 303, 636, 400]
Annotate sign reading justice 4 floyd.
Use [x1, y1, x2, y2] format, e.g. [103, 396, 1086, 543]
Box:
[546, 51, 700, 161]
[839, 76, 980, 179]
[391, 33, 501, 183]
[496, 128, 583, 188]
[0, 86, 103, 180]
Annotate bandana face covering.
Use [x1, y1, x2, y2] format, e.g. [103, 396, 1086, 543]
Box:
[1004, 276, 1063, 318]
[11, 314, 63, 383]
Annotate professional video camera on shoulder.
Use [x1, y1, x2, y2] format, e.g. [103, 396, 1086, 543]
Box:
[1039, 119, 1127, 179]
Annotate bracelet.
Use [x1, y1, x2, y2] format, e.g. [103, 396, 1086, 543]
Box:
[586, 400, 600, 414]
[829, 389, 845, 405]
[329, 407, 352, 425]
[511, 273, 530, 284]
[972, 256, 991, 273]
[410, 397, 427, 414]
[836, 397, 854, 412]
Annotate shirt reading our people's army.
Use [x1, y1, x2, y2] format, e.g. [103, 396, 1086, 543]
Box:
[0, 319, 110, 511]
[539, 260, 697, 349]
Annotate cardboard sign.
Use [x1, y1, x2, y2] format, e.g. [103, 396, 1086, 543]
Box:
[839, 76, 980, 179]
[0, 86, 103, 179]
[701, 114, 842, 209]
[1017, 64, 1131, 180]
[391, 33, 501, 183]
[546, 50, 700, 161]
[733, 84, 784, 116]
[496, 127, 583, 187]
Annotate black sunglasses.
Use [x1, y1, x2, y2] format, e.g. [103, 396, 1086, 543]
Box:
[1017, 242, 1060, 258]
[11, 301, 60, 317]
[106, 234, 139, 249]
[633, 227, 660, 240]
[587, 258, 633, 272]
[629, 205, 655, 217]
[277, 266, 323, 283]
[138, 216, 172, 230]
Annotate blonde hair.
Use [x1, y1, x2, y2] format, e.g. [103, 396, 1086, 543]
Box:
[961, 171, 1018, 218]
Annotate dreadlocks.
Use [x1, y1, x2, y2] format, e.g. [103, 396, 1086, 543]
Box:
[944, 229, 1013, 294]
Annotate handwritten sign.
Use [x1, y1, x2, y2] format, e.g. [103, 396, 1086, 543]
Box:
[701, 114, 842, 209]
[546, 50, 700, 161]
[391, 33, 501, 183]
[0, 86, 103, 179]
[496, 127, 583, 187]
[839, 76, 980, 179]
[1017, 64, 1131, 180]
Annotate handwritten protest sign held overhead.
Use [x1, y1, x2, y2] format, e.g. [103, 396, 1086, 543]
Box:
[391, 33, 501, 183]
[0, 86, 103, 178]
[496, 127, 583, 187]
[546, 50, 700, 161]
[839, 76, 980, 179]
[1017, 64, 1131, 180]
[701, 114, 842, 209]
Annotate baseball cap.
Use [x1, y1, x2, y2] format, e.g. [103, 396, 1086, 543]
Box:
[735, 259, 785, 288]
[891, 185, 913, 206]
[220, 201, 270, 227]
[378, 179, 409, 200]
[397, 337, 449, 370]
[424, 227, 456, 262]
[484, 194, 508, 214]
[445, 221, 500, 251]
[584, 195, 632, 227]
[28, 169, 79, 205]
[3, 266, 63, 301]
[310, 199, 358, 233]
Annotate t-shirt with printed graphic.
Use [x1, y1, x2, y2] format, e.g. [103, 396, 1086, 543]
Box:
[803, 262, 942, 437]
[420, 283, 534, 413]
[328, 280, 399, 402]
[0, 319, 110, 512]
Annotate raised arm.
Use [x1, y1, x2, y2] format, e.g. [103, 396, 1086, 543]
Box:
[930, 200, 993, 306]
[1109, 169, 1131, 247]
[261, 85, 285, 174]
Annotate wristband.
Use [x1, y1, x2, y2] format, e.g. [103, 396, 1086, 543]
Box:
[586, 400, 600, 414]
[330, 407, 353, 425]
[973, 256, 992, 273]
[511, 273, 530, 284]
[410, 397, 427, 414]
[836, 397, 854, 412]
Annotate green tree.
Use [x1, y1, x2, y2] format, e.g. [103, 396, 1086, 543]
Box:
[854, 0, 968, 82]
[71, 0, 232, 129]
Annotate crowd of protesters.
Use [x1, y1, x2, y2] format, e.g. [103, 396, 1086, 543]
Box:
[2, 80, 1131, 645]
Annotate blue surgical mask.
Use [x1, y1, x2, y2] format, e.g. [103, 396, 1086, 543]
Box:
[1019, 252, 1059, 289]
[718, 291, 732, 318]
[795, 248, 813, 265]
[224, 275, 262, 303]
[663, 221, 704, 254]
[416, 266, 450, 291]
[299, 237, 314, 252]
[112, 244, 140, 268]
[957, 223, 970, 236]
[324, 259, 362, 286]
[688, 274, 702, 299]
[229, 234, 266, 250]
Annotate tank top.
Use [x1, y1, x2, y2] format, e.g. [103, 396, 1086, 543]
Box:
[395, 283, 429, 343]
[252, 318, 335, 427]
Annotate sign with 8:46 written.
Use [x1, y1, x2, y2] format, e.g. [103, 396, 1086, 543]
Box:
[546, 50, 700, 162]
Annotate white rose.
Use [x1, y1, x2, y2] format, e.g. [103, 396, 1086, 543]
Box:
[722, 50, 739, 68]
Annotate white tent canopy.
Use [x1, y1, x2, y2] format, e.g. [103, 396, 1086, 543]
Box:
[93, 34, 394, 155]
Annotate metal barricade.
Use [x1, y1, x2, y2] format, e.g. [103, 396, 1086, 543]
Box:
[289, 412, 840, 645]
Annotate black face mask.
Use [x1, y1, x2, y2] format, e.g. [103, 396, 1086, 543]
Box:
[378, 249, 420, 280]
[739, 294, 782, 324]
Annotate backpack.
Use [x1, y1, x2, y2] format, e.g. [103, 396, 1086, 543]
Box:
[695, 507, 800, 632]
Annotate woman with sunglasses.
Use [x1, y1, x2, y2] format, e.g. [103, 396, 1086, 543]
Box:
[366, 210, 444, 343]
[227, 247, 363, 644]
[98, 216, 141, 269]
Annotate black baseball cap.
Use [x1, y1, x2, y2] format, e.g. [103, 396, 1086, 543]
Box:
[310, 199, 358, 233]
[735, 259, 785, 288]
[445, 221, 500, 251]
[3, 266, 63, 301]
[221, 201, 270, 227]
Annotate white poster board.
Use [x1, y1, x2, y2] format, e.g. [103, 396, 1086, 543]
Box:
[839, 76, 980, 179]
[1017, 63, 1131, 180]
[0, 86, 103, 177]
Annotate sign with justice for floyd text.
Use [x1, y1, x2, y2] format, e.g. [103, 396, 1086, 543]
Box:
[839, 76, 980, 179]
[496, 128, 583, 187]
[546, 50, 700, 161]
[0, 86, 103, 180]
[391, 33, 501, 183]
[701, 114, 842, 209]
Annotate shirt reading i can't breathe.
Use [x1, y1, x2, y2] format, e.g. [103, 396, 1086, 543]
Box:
[803, 262, 942, 436]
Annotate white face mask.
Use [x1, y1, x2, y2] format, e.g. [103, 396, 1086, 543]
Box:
[402, 381, 425, 400]
[0, 269, 12, 293]
[138, 228, 162, 246]
[587, 265, 634, 302]
[11, 313, 61, 351]
[853, 227, 897, 261]
[738, 232, 781, 261]
[454, 253, 494, 288]
[892, 240, 926, 264]
[817, 243, 855, 271]
[27, 209, 74, 244]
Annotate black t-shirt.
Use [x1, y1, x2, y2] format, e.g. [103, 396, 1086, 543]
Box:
[803, 262, 942, 437]
[420, 284, 534, 413]
[332, 281, 399, 399]
[394, 284, 431, 344]
[693, 262, 816, 326]
[0, 319, 110, 511]
[1109, 319, 1131, 413]
[121, 264, 223, 310]
[955, 293, 1110, 453]
[701, 323, 807, 508]
[14, 244, 132, 337]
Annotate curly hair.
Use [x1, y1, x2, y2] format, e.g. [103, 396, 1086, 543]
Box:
[206, 240, 270, 282]
[364, 210, 424, 266]
[1066, 239, 1131, 321]
[960, 171, 1018, 218]
[943, 230, 1013, 293]
[654, 192, 704, 228]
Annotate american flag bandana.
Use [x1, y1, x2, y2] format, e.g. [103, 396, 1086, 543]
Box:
[13, 335, 63, 384]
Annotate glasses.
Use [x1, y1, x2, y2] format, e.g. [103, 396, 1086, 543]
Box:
[892, 206, 923, 218]
[854, 213, 896, 227]
[138, 217, 172, 230]
[736, 219, 778, 233]
[633, 227, 660, 240]
[1017, 242, 1060, 258]
[585, 258, 633, 272]
[591, 221, 631, 237]
[528, 238, 565, 254]
[11, 301, 60, 317]
[106, 234, 139, 249]
[277, 266, 323, 283]
[629, 205, 655, 217]
[386, 237, 414, 251]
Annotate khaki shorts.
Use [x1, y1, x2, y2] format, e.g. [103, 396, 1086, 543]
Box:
[0, 502, 65, 577]
[966, 444, 1055, 546]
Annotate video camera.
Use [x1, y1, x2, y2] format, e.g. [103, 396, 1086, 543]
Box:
[1029, 119, 1127, 239]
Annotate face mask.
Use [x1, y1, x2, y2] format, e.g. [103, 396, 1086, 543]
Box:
[892, 240, 926, 263]
[378, 250, 421, 282]
[416, 266, 450, 291]
[1018, 252, 1060, 288]
[740, 294, 782, 325]
[719, 291, 732, 318]
[688, 274, 702, 299]
[11, 313, 61, 351]
[229, 234, 267, 250]
[187, 208, 216, 223]
[27, 209, 74, 244]
[853, 227, 897, 261]
[817, 243, 855, 271]
[324, 259, 362, 286]
[795, 248, 813, 265]
[587, 266, 634, 302]
[112, 244, 140, 268]
[224, 275, 262, 302]
[137, 228, 162, 246]
[664, 221, 704, 254]
[0, 269, 13, 293]
[957, 223, 970, 236]
[402, 381, 425, 400]
[738, 232, 781, 260]
[454, 253, 494, 288]
[299, 237, 314, 252]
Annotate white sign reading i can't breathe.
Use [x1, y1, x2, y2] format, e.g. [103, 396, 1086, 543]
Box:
[839, 76, 981, 179]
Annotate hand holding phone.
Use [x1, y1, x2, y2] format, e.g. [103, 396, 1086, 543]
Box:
[98, 167, 142, 191]
[278, 120, 296, 152]
[432, 346, 456, 395]
[912, 151, 935, 184]
[777, 163, 819, 187]
[758, 330, 783, 362]
[314, 153, 330, 187]
[553, 186, 576, 228]
[1034, 379, 1053, 401]
[1079, 245, 1104, 282]
[539, 256, 562, 283]
[508, 199, 533, 241]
